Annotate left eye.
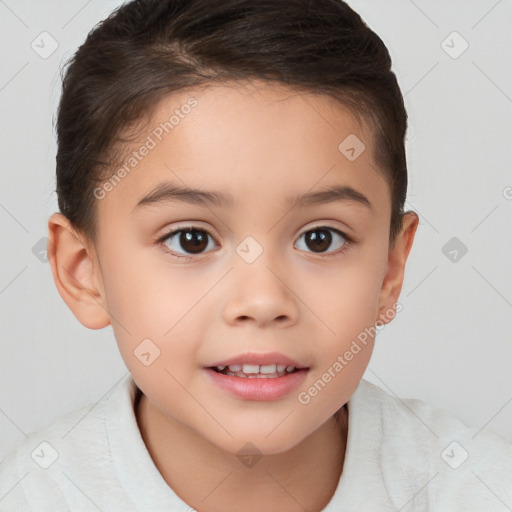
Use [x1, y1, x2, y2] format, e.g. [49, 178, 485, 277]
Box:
[294, 226, 348, 254]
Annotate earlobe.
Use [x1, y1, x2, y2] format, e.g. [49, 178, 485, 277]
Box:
[376, 211, 419, 325]
[47, 213, 111, 330]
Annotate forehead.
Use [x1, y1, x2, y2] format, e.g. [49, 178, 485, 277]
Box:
[96, 79, 389, 223]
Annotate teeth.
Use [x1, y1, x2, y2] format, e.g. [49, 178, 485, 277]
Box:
[242, 364, 260, 374]
[217, 364, 297, 375]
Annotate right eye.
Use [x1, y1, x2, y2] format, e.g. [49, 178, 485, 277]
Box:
[157, 226, 219, 260]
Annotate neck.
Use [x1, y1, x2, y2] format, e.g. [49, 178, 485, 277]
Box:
[135, 392, 348, 512]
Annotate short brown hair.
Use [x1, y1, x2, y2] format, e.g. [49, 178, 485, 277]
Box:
[55, 0, 409, 245]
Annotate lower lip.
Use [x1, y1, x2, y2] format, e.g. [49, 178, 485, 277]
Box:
[203, 368, 309, 401]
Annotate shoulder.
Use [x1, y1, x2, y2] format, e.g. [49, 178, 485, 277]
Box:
[349, 379, 512, 510]
[0, 374, 135, 511]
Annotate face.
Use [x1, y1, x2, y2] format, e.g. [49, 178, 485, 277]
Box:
[51, 80, 415, 455]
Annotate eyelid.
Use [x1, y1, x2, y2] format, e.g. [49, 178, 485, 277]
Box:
[155, 222, 218, 242]
[299, 222, 352, 240]
[156, 222, 351, 243]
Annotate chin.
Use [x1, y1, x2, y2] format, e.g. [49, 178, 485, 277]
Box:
[205, 426, 306, 457]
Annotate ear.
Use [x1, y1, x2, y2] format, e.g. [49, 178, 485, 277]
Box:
[47, 213, 111, 330]
[376, 211, 419, 325]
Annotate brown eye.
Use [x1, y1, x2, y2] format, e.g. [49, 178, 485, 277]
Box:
[178, 230, 208, 253]
[161, 227, 217, 256]
[305, 229, 331, 252]
[295, 226, 348, 255]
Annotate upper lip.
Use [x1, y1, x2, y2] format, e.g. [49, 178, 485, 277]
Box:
[205, 351, 309, 369]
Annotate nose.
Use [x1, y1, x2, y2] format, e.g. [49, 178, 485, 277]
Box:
[221, 251, 300, 328]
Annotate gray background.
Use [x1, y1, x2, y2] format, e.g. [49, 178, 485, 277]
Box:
[1, 0, 511, 462]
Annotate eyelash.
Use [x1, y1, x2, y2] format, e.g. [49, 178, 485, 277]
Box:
[155, 224, 353, 262]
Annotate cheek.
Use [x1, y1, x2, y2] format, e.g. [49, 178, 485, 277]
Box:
[294, 245, 386, 413]
[99, 244, 214, 383]
[99, 234, 199, 331]
[301, 245, 386, 338]
[311, 271, 378, 375]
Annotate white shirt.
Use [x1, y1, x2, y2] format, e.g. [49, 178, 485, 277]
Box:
[1, 375, 511, 511]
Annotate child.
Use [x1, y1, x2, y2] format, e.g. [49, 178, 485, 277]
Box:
[1, 0, 511, 510]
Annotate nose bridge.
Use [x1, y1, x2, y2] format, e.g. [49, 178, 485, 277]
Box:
[221, 234, 299, 326]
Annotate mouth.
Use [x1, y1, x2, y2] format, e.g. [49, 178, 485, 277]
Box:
[203, 352, 310, 400]
[203, 356, 310, 401]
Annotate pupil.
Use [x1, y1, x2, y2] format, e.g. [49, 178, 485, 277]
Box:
[306, 229, 331, 252]
[180, 230, 207, 253]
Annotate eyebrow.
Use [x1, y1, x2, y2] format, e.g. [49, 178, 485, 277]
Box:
[132, 180, 373, 213]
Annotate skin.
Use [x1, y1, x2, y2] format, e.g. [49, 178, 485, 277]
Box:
[47, 79, 418, 512]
